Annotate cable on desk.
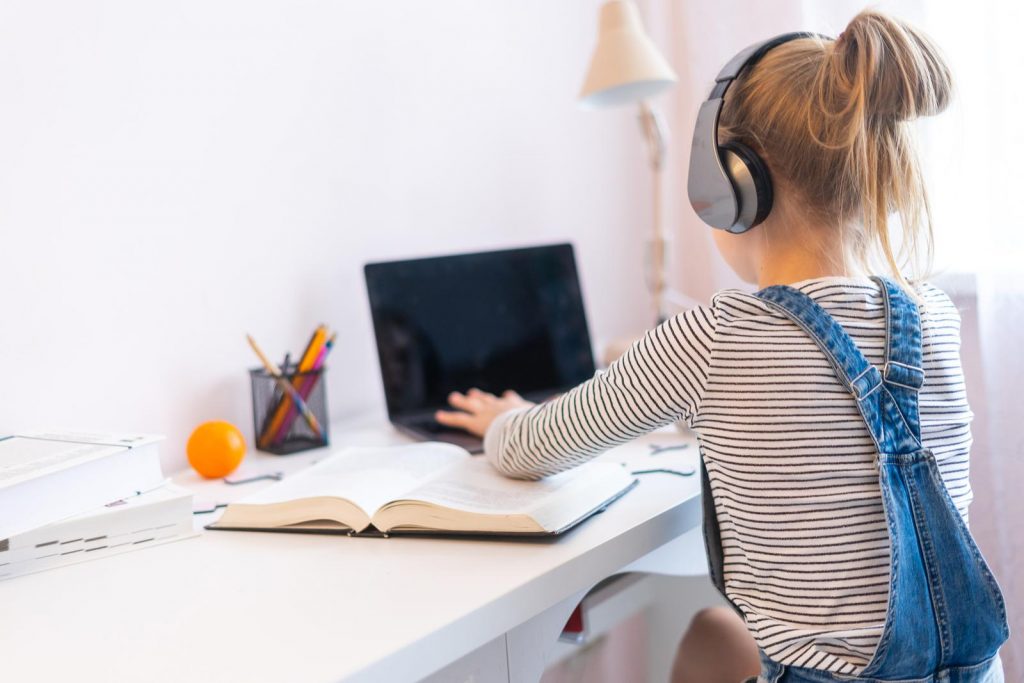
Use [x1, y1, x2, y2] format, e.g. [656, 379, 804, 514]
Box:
[193, 503, 228, 515]
[630, 467, 695, 477]
[224, 472, 284, 486]
[648, 443, 690, 456]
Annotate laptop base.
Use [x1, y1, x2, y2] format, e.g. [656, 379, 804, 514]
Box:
[393, 418, 484, 454]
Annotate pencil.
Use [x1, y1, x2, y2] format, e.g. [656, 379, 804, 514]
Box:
[260, 325, 328, 447]
[246, 334, 324, 447]
[271, 331, 338, 444]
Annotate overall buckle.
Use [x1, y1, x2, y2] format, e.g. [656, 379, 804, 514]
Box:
[850, 366, 883, 401]
[883, 361, 925, 391]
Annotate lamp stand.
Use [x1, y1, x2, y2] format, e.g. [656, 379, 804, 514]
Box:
[638, 101, 668, 324]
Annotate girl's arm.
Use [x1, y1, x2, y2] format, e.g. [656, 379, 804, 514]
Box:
[439, 306, 717, 480]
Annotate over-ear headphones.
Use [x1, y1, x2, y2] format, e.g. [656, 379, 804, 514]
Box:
[687, 32, 831, 233]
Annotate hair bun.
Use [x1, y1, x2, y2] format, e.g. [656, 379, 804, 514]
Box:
[834, 11, 952, 123]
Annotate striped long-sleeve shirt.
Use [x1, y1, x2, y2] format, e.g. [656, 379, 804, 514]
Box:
[483, 276, 973, 675]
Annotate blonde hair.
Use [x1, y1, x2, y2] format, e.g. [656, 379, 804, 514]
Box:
[718, 10, 953, 288]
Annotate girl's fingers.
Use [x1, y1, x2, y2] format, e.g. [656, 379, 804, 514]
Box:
[438, 389, 509, 437]
[448, 391, 480, 411]
[435, 409, 470, 427]
[436, 409, 487, 437]
[468, 388, 496, 403]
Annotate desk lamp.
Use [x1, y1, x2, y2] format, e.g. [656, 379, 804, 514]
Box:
[580, 0, 677, 322]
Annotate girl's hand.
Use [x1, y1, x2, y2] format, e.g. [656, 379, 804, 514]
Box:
[435, 388, 534, 438]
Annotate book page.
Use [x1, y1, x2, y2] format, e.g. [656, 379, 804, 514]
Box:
[392, 459, 635, 532]
[236, 443, 468, 516]
[398, 458, 589, 514]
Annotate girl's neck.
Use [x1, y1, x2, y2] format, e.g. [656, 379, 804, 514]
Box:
[755, 208, 860, 289]
[756, 256, 859, 289]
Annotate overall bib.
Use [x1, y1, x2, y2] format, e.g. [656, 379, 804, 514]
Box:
[700, 277, 1009, 682]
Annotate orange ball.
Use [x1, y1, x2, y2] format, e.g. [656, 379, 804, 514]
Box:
[187, 420, 247, 479]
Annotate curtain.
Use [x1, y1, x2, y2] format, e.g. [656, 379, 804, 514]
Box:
[922, 3, 1024, 676]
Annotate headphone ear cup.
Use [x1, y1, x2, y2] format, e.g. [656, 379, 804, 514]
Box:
[719, 141, 774, 231]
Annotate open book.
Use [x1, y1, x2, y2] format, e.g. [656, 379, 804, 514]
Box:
[208, 443, 637, 537]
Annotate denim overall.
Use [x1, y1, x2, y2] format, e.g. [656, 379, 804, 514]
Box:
[700, 277, 1009, 682]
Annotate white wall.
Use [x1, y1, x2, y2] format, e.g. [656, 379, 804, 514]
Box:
[0, 1, 657, 471]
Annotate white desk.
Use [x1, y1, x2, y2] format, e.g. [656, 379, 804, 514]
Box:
[2, 418, 704, 683]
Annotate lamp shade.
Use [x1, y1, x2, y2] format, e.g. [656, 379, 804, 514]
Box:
[579, 0, 677, 108]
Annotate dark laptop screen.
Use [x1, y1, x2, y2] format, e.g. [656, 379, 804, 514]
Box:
[365, 244, 596, 416]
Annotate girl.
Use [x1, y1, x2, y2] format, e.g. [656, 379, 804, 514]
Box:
[437, 10, 1008, 683]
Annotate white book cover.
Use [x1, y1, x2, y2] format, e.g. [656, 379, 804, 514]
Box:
[0, 432, 166, 540]
[0, 482, 195, 581]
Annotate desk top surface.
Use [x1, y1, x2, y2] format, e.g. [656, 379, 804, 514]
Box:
[2, 418, 701, 683]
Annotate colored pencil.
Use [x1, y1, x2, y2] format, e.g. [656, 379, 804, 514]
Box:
[259, 325, 328, 447]
[246, 334, 324, 447]
[272, 332, 337, 444]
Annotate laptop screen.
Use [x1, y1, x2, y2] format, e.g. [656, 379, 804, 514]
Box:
[365, 244, 596, 417]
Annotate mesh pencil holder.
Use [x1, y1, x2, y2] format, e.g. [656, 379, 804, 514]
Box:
[250, 367, 330, 455]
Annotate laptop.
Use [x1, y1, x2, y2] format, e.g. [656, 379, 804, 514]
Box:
[364, 244, 596, 453]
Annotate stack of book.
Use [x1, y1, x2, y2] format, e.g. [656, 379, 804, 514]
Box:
[0, 433, 195, 581]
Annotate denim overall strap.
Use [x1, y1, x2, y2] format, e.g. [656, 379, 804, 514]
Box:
[755, 285, 920, 455]
[866, 279, 1007, 674]
[753, 283, 1009, 681]
[871, 276, 926, 441]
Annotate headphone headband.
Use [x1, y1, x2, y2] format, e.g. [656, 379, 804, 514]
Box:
[688, 32, 832, 232]
[713, 32, 823, 94]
